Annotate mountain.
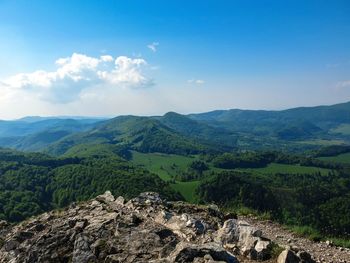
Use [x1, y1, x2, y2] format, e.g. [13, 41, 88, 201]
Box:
[0, 118, 103, 138]
[188, 101, 350, 132]
[0, 118, 104, 152]
[157, 112, 237, 149]
[187, 101, 350, 149]
[16, 116, 107, 123]
[45, 116, 212, 156]
[1, 101, 350, 155]
[0, 191, 323, 263]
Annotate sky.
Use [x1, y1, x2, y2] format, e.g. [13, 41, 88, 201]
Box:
[0, 0, 349, 119]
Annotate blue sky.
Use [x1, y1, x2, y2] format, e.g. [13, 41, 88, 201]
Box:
[0, 0, 349, 119]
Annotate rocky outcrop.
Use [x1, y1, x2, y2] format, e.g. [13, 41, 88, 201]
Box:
[0, 192, 316, 263]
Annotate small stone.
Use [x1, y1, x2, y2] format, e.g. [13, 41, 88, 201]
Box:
[277, 249, 300, 263]
[115, 196, 125, 205]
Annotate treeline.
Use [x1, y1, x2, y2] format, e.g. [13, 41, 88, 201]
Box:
[212, 151, 341, 170]
[174, 160, 209, 181]
[0, 149, 179, 222]
[314, 145, 350, 157]
[212, 152, 275, 169]
[135, 125, 210, 155]
[197, 170, 350, 238]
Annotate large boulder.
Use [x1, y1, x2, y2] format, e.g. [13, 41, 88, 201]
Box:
[156, 211, 207, 240]
[216, 219, 271, 259]
[216, 219, 240, 244]
[96, 190, 115, 203]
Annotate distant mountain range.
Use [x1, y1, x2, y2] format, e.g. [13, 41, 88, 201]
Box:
[1, 101, 350, 155]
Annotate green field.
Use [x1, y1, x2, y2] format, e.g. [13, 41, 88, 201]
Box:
[318, 152, 350, 165]
[171, 181, 200, 203]
[132, 151, 333, 202]
[131, 151, 200, 202]
[245, 163, 332, 175]
[330, 124, 350, 136]
[298, 139, 346, 146]
[132, 151, 196, 180]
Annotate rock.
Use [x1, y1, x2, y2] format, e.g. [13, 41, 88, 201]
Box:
[156, 211, 207, 240]
[216, 218, 273, 259]
[169, 242, 238, 263]
[0, 191, 320, 263]
[297, 251, 316, 263]
[96, 190, 115, 203]
[277, 249, 301, 263]
[236, 221, 260, 255]
[115, 196, 125, 205]
[223, 212, 237, 221]
[251, 239, 272, 260]
[72, 234, 96, 263]
[216, 219, 239, 244]
[3, 240, 19, 252]
[137, 192, 163, 205]
[325, 240, 333, 247]
[0, 221, 8, 230]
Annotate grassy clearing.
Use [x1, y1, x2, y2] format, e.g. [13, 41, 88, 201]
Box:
[132, 151, 196, 181]
[246, 163, 332, 176]
[298, 139, 346, 146]
[131, 151, 200, 202]
[330, 124, 350, 136]
[213, 163, 332, 176]
[171, 180, 200, 203]
[132, 151, 333, 202]
[318, 152, 350, 164]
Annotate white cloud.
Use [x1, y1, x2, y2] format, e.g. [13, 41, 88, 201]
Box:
[188, 79, 205, 85]
[2, 53, 152, 103]
[100, 55, 114, 62]
[336, 80, 350, 88]
[147, 42, 159, 52]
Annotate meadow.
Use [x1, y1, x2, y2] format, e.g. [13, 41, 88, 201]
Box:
[318, 152, 350, 165]
[132, 151, 333, 202]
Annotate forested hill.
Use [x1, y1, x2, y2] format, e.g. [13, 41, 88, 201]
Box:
[188, 101, 350, 124]
[0, 148, 179, 222]
[44, 116, 213, 156]
[1, 101, 350, 154]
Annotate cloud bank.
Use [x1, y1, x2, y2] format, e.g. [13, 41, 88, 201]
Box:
[2, 53, 152, 103]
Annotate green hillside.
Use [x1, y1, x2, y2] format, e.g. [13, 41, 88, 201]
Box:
[0, 148, 179, 222]
[46, 116, 211, 156]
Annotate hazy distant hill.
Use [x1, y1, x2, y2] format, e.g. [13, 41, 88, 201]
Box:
[0, 101, 349, 154]
[188, 101, 350, 133]
[0, 118, 104, 151]
[188, 101, 350, 145]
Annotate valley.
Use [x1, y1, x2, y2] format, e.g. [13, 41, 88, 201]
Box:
[0, 102, 350, 251]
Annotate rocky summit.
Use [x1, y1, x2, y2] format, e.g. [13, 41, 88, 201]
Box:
[0, 192, 317, 263]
